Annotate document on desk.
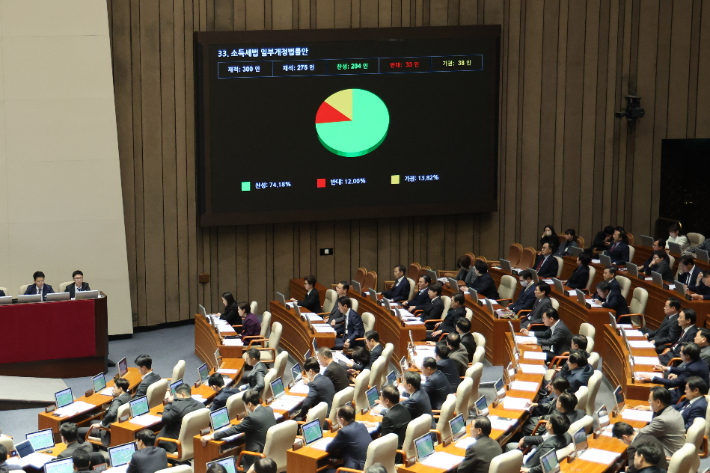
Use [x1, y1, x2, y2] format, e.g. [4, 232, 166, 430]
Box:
[617, 324, 634, 329]
[305, 313, 323, 321]
[218, 325, 235, 333]
[270, 398, 304, 411]
[332, 350, 351, 365]
[7, 452, 56, 469]
[54, 401, 95, 417]
[455, 436, 477, 449]
[566, 290, 577, 296]
[404, 320, 424, 325]
[192, 394, 207, 403]
[629, 340, 655, 348]
[309, 437, 334, 451]
[130, 414, 162, 427]
[625, 329, 644, 337]
[217, 368, 239, 374]
[222, 338, 243, 346]
[99, 387, 115, 396]
[503, 397, 532, 410]
[515, 336, 537, 344]
[584, 299, 603, 308]
[523, 351, 547, 360]
[592, 259, 601, 264]
[420, 452, 464, 469]
[578, 448, 621, 464]
[541, 279, 554, 284]
[488, 416, 517, 431]
[510, 381, 539, 392]
[634, 372, 658, 380]
[313, 325, 336, 333]
[621, 409, 654, 423]
[519, 364, 547, 375]
[633, 356, 659, 365]
[289, 381, 310, 394]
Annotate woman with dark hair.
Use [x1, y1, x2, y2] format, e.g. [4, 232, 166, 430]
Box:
[218, 292, 241, 328]
[467, 260, 499, 299]
[347, 347, 371, 381]
[556, 229, 579, 256]
[239, 302, 261, 339]
[454, 255, 477, 287]
[565, 253, 591, 290]
[540, 225, 558, 250]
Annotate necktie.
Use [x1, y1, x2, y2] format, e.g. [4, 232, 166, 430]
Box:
[611, 243, 618, 252]
[536, 257, 545, 271]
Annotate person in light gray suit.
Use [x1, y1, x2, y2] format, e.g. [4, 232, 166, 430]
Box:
[127, 430, 168, 473]
[237, 348, 269, 395]
[634, 387, 686, 456]
[520, 282, 552, 329]
[133, 354, 161, 399]
[456, 417, 502, 473]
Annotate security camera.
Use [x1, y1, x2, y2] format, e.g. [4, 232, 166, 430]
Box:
[615, 95, 644, 121]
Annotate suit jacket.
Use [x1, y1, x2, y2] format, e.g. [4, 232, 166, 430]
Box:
[456, 435, 502, 473]
[221, 304, 242, 331]
[521, 296, 552, 328]
[239, 361, 268, 394]
[566, 364, 594, 393]
[649, 260, 674, 283]
[566, 266, 590, 290]
[382, 277, 410, 302]
[241, 313, 261, 339]
[690, 279, 710, 300]
[57, 441, 93, 459]
[98, 392, 131, 444]
[210, 386, 240, 412]
[701, 345, 710, 369]
[158, 397, 205, 442]
[134, 372, 161, 399]
[381, 403, 411, 448]
[510, 283, 537, 313]
[299, 374, 335, 418]
[606, 241, 630, 265]
[437, 359, 460, 391]
[326, 421, 372, 470]
[556, 240, 578, 257]
[449, 345, 469, 375]
[24, 284, 54, 300]
[126, 446, 168, 473]
[324, 362, 350, 393]
[438, 306, 466, 335]
[533, 319, 573, 357]
[214, 405, 276, 466]
[406, 288, 430, 309]
[602, 289, 629, 316]
[354, 344, 382, 371]
[664, 326, 700, 361]
[591, 230, 611, 251]
[639, 405, 686, 456]
[524, 433, 572, 473]
[423, 369, 452, 410]
[297, 289, 322, 313]
[340, 309, 364, 344]
[470, 273, 499, 299]
[420, 297, 444, 322]
[455, 268, 477, 287]
[647, 312, 681, 346]
[683, 265, 704, 290]
[653, 359, 710, 395]
[534, 255, 558, 279]
[626, 433, 669, 473]
[66, 282, 91, 299]
[401, 388, 433, 421]
[460, 332, 477, 363]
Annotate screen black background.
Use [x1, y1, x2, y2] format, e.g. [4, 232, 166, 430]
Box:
[196, 27, 500, 226]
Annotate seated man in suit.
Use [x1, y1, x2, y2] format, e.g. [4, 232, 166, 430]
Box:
[207, 372, 240, 412]
[508, 270, 537, 313]
[333, 297, 364, 350]
[695, 328, 710, 368]
[127, 429, 168, 473]
[346, 330, 382, 374]
[158, 384, 205, 452]
[673, 376, 709, 429]
[427, 293, 466, 341]
[78, 378, 130, 445]
[520, 412, 572, 473]
[457, 417, 502, 473]
[237, 348, 268, 394]
[520, 308, 572, 362]
[689, 270, 710, 301]
[611, 422, 669, 473]
[640, 238, 666, 274]
[70, 450, 92, 473]
[57, 423, 93, 459]
[290, 275, 321, 313]
[642, 342, 710, 403]
[659, 309, 699, 365]
[446, 333, 469, 375]
[456, 317, 477, 363]
[595, 280, 630, 317]
[533, 242, 559, 278]
[379, 385, 411, 450]
[66, 270, 91, 298]
[400, 371, 433, 422]
[465, 260, 499, 299]
[514, 391, 584, 441]
[326, 281, 350, 331]
[564, 252, 590, 290]
[325, 405, 371, 472]
[25, 271, 54, 300]
[403, 275, 431, 312]
[420, 357, 452, 410]
[520, 282, 552, 329]
[298, 357, 335, 419]
[201, 390, 276, 468]
[133, 354, 161, 399]
[590, 265, 622, 297]
[434, 343, 460, 390]
[631, 387, 686, 456]
[526, 377, 570, 427]
[604, 229, 630, 265]
[0, 445, 22, 472]
[317, 347, 350, 393]
[642, 298, 682, 354]
[564, 350, 594, 393]
[379, 265, 410, 302]
[645, 250, 674, 282]
[678, 255, 702, 289]
[418, 282, 444, 323]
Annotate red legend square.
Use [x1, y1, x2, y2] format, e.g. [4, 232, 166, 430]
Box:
[317, 179, 326, 188]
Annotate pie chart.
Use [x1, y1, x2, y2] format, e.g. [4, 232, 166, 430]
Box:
[315, 89, 389, 157]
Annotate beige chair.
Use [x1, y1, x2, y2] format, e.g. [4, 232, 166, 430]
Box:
[171, 360, 185, 382]
[353, 369, 371, 413]
[322, 289, 338, 314]
[628, 245, 635, 263]
[440, 295, 451, 319]
[19, 284, 29, 296]
[406, 278, 416, 301]
[59, 281, 74, 293]
[381, 343, 395, 368]
[465, 363, 483, 412]
[0, 433, 14, 455]
[274, 351, 288, 380]
[433, 395, 456, 443]
[588, 352, 600, 370]
[621, 287, 649, 327]
[585, 371, 602, 416]
[245, 311, 271, 346]
[241, 420, 298, 473]
[363, 433, 398, 473]
[155, 466, 193, 473]
[668, 254, 676, 271]
[553, 256, 564, 278]
[579, 323, 595, 342]
[569, 414, 594, 435]
[574, 386, 589, 413]
[465, 307, 473, 322]
[226, 391, 246, 419]
[246, 321, 282, 364]
[85, 402, 132, 444]
[667, 443, 696, 473]
[369, 357, 387, 392]
[556, 443, 575, 461]
[455, 377, 473, 422]
[361, 312, 376, 334]
[498, 275, 518, 302]
[147, 379, 168, 408]
[615, 275, 631, 299]
[550, 297, 560, 311]
[488, 449, 523, 473]
[586, 338, 595, 353]
[262, 369, 278, 401]
[250, 300, 258, 315]
[472, 333, 486, 352]
[351, 298, 359, 313]
[471, 347, 486, 366]
[686, 417, 706, 473]
[399, 414, 433, 463]
[156, 407, 210, 462]
[117, 402, 131, 419]
[585, 266, 597, 293]
[327, 388, 354, 430]
[688, 232, 706, 247]
[304, 401, 328, 426]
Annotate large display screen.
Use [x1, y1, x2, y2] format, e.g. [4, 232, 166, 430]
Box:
[196, 26, 500, 225]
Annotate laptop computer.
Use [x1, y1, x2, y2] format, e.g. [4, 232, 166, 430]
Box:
[275, 292, 288, 308]
[210, 407, 231, 432]
[697, 249, 710, 263]
[540, 448, 560, 473]
[55, 388, 73, 408]
[304, 349, 311, 360]
[400, 356, 409, 372]
[302, 419, 325, 446]
[350, 280, 362, 293]
[118, 357, 128, 376]
[366, 386, 379, 410]
[475, 395, 488, 415]
[674, 280, 688, 299]
[46, 293, 70, 302]
[214, 348, 221, 367]
[26, 428, 55, 452]
[609, 312, 618, 330]
[595, 405, 610, 433]
[576, 290, 586, 306]
[425, 269, 438, 283]
[291, 363, 302, 384]
[368, 289, 378, 302]
[570, 247, 584, 257]
[270, 377, 286, 400]
[382, 296, 392, 308]
[198, 363, 210, 384]
[108, 442, 137, 470]
[14, 440, 37, 459]
[447, 278, 460, 293]
[44, 458, 74, 473]
[494, 378, 505, 400]
[613, 385, 625, 413]
[385, 370, 397, 387]
[552, 278, 564, 293]
[573, 428, 588, 456]
[312, 338, 318, 355]
[294, 303, 304, 320]
[626, 262, 639, 278]
[668, 242, 683, 255]
[500, 259, 512, 273]
[207, 457, 237, 473]
[651, 271, 664, 288]
[75, 290, 99, 300]
[449, 414, 466, 441]
[0, 295, 11, 305]
[169, 379, 184, 396]
[485, 298, 495, 315]
[92, 373, 107, 394]
[18, 294, 41, 303]
[199, 304, 208, 317]
[639, 235, 655, 247]
[129, 396, 150, 418]
[414, 433, 437, 462]
[600, 254, 612, 267]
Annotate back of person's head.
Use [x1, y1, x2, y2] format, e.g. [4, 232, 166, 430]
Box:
[558, 392, 578, 413]
[474, 259, 488, 274]
[657, 239, 667, 248]
[605, 265, 617, 276]
[617, 231, 628, 243]
[221, 292, 236, 306]
[253, 458, 278, 473]
[238, 302, 250, 313]
[305, 275, 317, 286]
[175, 384, 192, 397]
[60, 422, 78, 442]
[403, 371, 421, 390]
[687, 376, 709, 395]
[650, 387, 672, 407]
[548, 412, 570, 436]
[33, 271, 45, 280]
[447, 333, 461, 349]
[352, 347, 370, 366]
[578, 253, 591, 266]
[550, 377, 571, 393]
[668, 298, 682, 311]
[459, 255, 472, 269]
[422, 357, 437, 370]
[364, 464, 387, 473]
[136, 429, 156, 447]
[521, 269, 534, 280]
[365, 330, 380, 343]
[134, 354, 152, 369]
[474, 416, 492, 436]
[537, 282, 551, 296]
[611, 421, 634, 439]
[604, 226, 615, 235]
[337, 404, 356, 423]
[597, 281, 611, 293]
[669, 222, 681, 234]
[421, 275, 432, 284]
[429, 282, 443, 296]
[337, 296, 352, 309]
[318, 347, 333, 359]
[682, 342, 701, 361]
[246, 347, 261, 361]
[115, 377, 130, 392]
[435, 342, 450, 359]
[243, 389, 261, 406]
[0, 444, 7, 463]
[572, 334, 588, 351]
[206, 464, 228, 473]
[456, 317, 471, 333]
[208, 372, 225, 388]
[453, 293, 465, 305]
[544, 308, 560, 320]
[680, 255, 695, 267]
[381, 385, 400, 404]
[569, 350, 588, 367]
[684, 309, 698, 325]
[72, 449, 90, 470]
[304, 357, 320, 373]
[635, 444, 663, 467]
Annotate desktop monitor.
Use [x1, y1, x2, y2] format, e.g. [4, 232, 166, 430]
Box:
[697, 249, 710, 263]
[500, 259, 512, 273]
[414, 433, 436, 462]
[485, 298, 495, 315]
[291, 363, 302, 383]
[576, 290, 586, 306]
[26, 429, 55, 452]
[382, 296, 391, 308]
[600, 254, 612, 267]
[304, 349, 311, 360]
[276, 292, 287, 308]
[198, 363, 210, 384]
[214, 348, 221, 367]
[366, 386, 379, 409]
[129, 396, 150, 418]
[199, 304, 208, 317]
[54, 388, 73, 408]
[573, 428, 588, 455]
[386, 370, 397, 387]
[674, 281, 687, 299]
[92, 373, 107, 393]
[302, 419, 324, 446]
[540, 449, 560, 473]
[75, 290, 99, 300]
[14, 440, 35, 459]
[208, 457, 237, 473]
[425, 269, 438, 283]
[449, 414, 466, 440]
[626, 262, 638, 278]
[468, 288, 478, 301]
[108, 442, 137, 468]
[118, 357, 128, 376]
[368, 289, 378, 302]
[44, 459, 74, 473]
[613, 385, 625, 412]
[270, 378, 285, 400]
[312, 338, 318, 354]
[609, 312, 618, 330]
[447, 278, 460, 293]
[169, 379, 184, 397]
[210, 407, 231, 432]
[494, 379, 505, 399]
[294, 303, 304, 320]
[46, 293, 70, 302]
[570, 247, 583, 257]
[668, 242, 683, 255]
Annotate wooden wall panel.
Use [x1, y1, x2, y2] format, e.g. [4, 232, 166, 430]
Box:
[107, 0, 710, 325]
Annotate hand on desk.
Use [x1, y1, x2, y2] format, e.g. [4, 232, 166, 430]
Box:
[408, 306, 416, 313]
[200, 433, 215, 446]
[653, 364, 669, 372]
[690, 293, 705, 301]
[360, 421, 378, 429]
[519, 329, 529, 336]
[668, 374, 678, 380]
[635, 375, 652, 382]
[633, 405, 651, 411]
[343, 340, 351, 349]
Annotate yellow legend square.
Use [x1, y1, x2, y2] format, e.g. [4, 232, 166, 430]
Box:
[391, 175, 400, 184]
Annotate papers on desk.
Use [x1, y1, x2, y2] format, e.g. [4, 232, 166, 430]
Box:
[7, 453, 56, 469]
[404, 320, 424, 326]
[668, 284, 676, 290]
[633, 356, 659, 365]
[617, 324, 634, 329]
[629, 340, 655, 348]
[567, 290, 577, 296]
[54, 401, 95, 417]
[357, 422, 381, 435]
[224, 377, 233, 386]
[523, 351, 547, 360]
[110, 465, 130, 473]
[305, 313, 323, 321]
[621, 409, 654, 423]
[332, 350, 351, 365]
[99, 387, 115, 396]
[420, 452, 464, 469]
[289, 381, 311, 395]
[634, 372, 658, 380]
[389, 302, 399, 307]
[222, 338, 243, 346]
[584, 298, 603, 308]
[578, 448, 621, 464]
[130, 414, 162, 426]
[519, 364, 547, 375]
[600, 425, 615, 437]
[625, 329, 644, 337]
[515, 336, 537, 344]
[270, 397, 304, 411]
[313, 325, 336, 333]
[309, 437, 334, 451]
[218, 325, 235, 333]
[541, 279, 555, 284]
[274, 412, 283, 421]
[510, 381, 539, 392]
[645, 277, 653, 281]
[489, 416, 517, 431]
[192, 394, 207, 403]
[217, 368, 239, 374]
[503, 397, 532, 410]
[591, 259, 601, 264]
[455, 436, 477, 449]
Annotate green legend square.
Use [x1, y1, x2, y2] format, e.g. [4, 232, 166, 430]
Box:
[241, 182, 251, 191]
[391, 175, 400, 184]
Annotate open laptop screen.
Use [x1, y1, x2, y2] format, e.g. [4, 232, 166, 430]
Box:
[540, 449, 560, 473]
[198, 363, 210, 384]
[271, 378, 285, 399]
[614, 385, 625, 411]
[118, 357, 128, 376]
[108, 442, 137, 468]
[414, 433, 435, 462]
[596, 405, 609, 430]
[14, 440, 35, 458]
[366, 387, 379, 408]
[302, 419, 323, 445]
[208, 457, 237, 473]
[170, 379, 184, 396]
[386, 370, 397, 387]
[92, 373, 106, 393]
[210, 407, 230, 431]
[276, 292, 287, 308]
[400, 356, 408, 372]
[573, 428, 588, 452]
[475, 395, 487, 412]
[449, 414, 466, 439]
[130, 396, 150, 418]
[55, 388, 73, 408]
[291, 363, 302, 383]
[44, 459, 74, 473]
[27, 429, 55, 451]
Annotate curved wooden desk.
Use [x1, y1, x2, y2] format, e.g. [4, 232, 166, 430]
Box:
[269, 300, 336, 365]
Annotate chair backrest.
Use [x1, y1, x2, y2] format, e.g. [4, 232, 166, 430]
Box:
[435, 395, 457, 440]
[688, 232, 706, 247]
[402, 414, 433, 461]
[440, 295, 451, 319]
[364, 433, 399, 473]
[175, 408, 210, 461]
[347, 298, 357, 314]
[147, 379, 168, 408]
[322, 289, 338, 314]
[488, 449, 523, 473]
[361, 312, 376, 333]
[585, 371, 602, 416]
[628, 245, 635, 263]
[263, 420, 298, 472]
[407, 263, 421, 284]
[703, 395, 710, 439]
[587, 338, 595, 354]
[579, 323, 595, 341]
[117, 403, 131, 419]
[507, 243, 523, 267]
[667, 443, 696, 473]
[353, 369, 371, 413]
[369, 357, 387, 392]
[274, 351, 289, 380]
[668, 254, 676, 273]
[328, 387, 354, 426]
[250, 301, 259, 316]
[356, 267, 367, 287]
[499, 275, 518, 300]
[260, 311, 271, 339]
[556, 443, 575, 461]
[553, 256, 564, 278]
[615, 275, 631, 299]
[550, 297, 560, 311]
[588, 352, 600, 370]
[59, 281, 74, 293]
[226, 391, 246, 419]
[406, 278, 416, 301]
[626, 233, 635, 246]
[518, 247, 536, 270]
[585, 266, 596, 292]
[364, 271, 377, 292]
[687, 417, 706, 473]
[472, 333, 486, 351]
[455, 377, 473, 422]
[577, 236, 585, 248]
[171, 360, 185, 382]
[465, 362, 484, 407]
[262, 369, 278, 400]
[268, 321, 283, 349]
[569, 414, 594, 436]
[471, 346, 486, 365]
[381, 343, 395, 369]
[0, 433, 14, 455]
[155, 466, 193, 473]
[304, 401, 329, 426]
[465, 307, 473, 321]
[574, 386, 589, 412]
[19, 284, 29, 296]
[630, 287, 648, 315]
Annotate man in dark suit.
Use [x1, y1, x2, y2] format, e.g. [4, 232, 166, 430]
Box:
[158, 384, 205, 453]
[605, 229, 630, 265]
[427, 293, 466, 341]
[508, 270, 537, 313]
[589, 266, 622, 298]
[642, 298, 682, 354]
[327, 281, 350, 330]
[644, 343, 710, 403]
[434, 343, 460, 390]
[466, 260, 499, 299]
[207, 372, 240, 412]
[631, 444, 667, 473]
[70, 450, 93, 473]
[564, 350, 595, 393]
[347, 330, 382, 373]
[564, 253, 591, 290]
[400, 371, 433, 421]
[325, 405, 372, 472]
[689, 271, 710, 301]
[457, 417, 502, 473]
[78, 378, 130, 445]
[379, 265, 410, 302]
[520, 308, 572, 362]
[520, 412, 572, 473]
[671, 376, 709, 430]
[237, 348, 268, 394]
[403, 275, 431, 312]
[659, 309, 699, 365]
[202, 390, 276, 468]
[520, 282, 552, 329]
[318, 347, 350, 393]
[420, 357, 452, 410]
[589, 226, 615, 252]
[133, 354, 161, 399]
[290, 275, 321, 313]
[66, 270, 91, 298]
[611, 422, 669, 473]
[334, 297, 364, 350]
[127, 430, 168, 473]
[419, 283, 444, 323]
[379, 385, 411, 449]
[646, 250, 674, 282]
[24, 271, 54, 301]
[298, 357, 335, 419]
[456, 318, 477, 363]
[57, 423, 93, 459]
[533, 242, 559, 278]
[640, 239, 666, 274]
[678, 255, 702, 288]
[596, 280, 630, 317]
